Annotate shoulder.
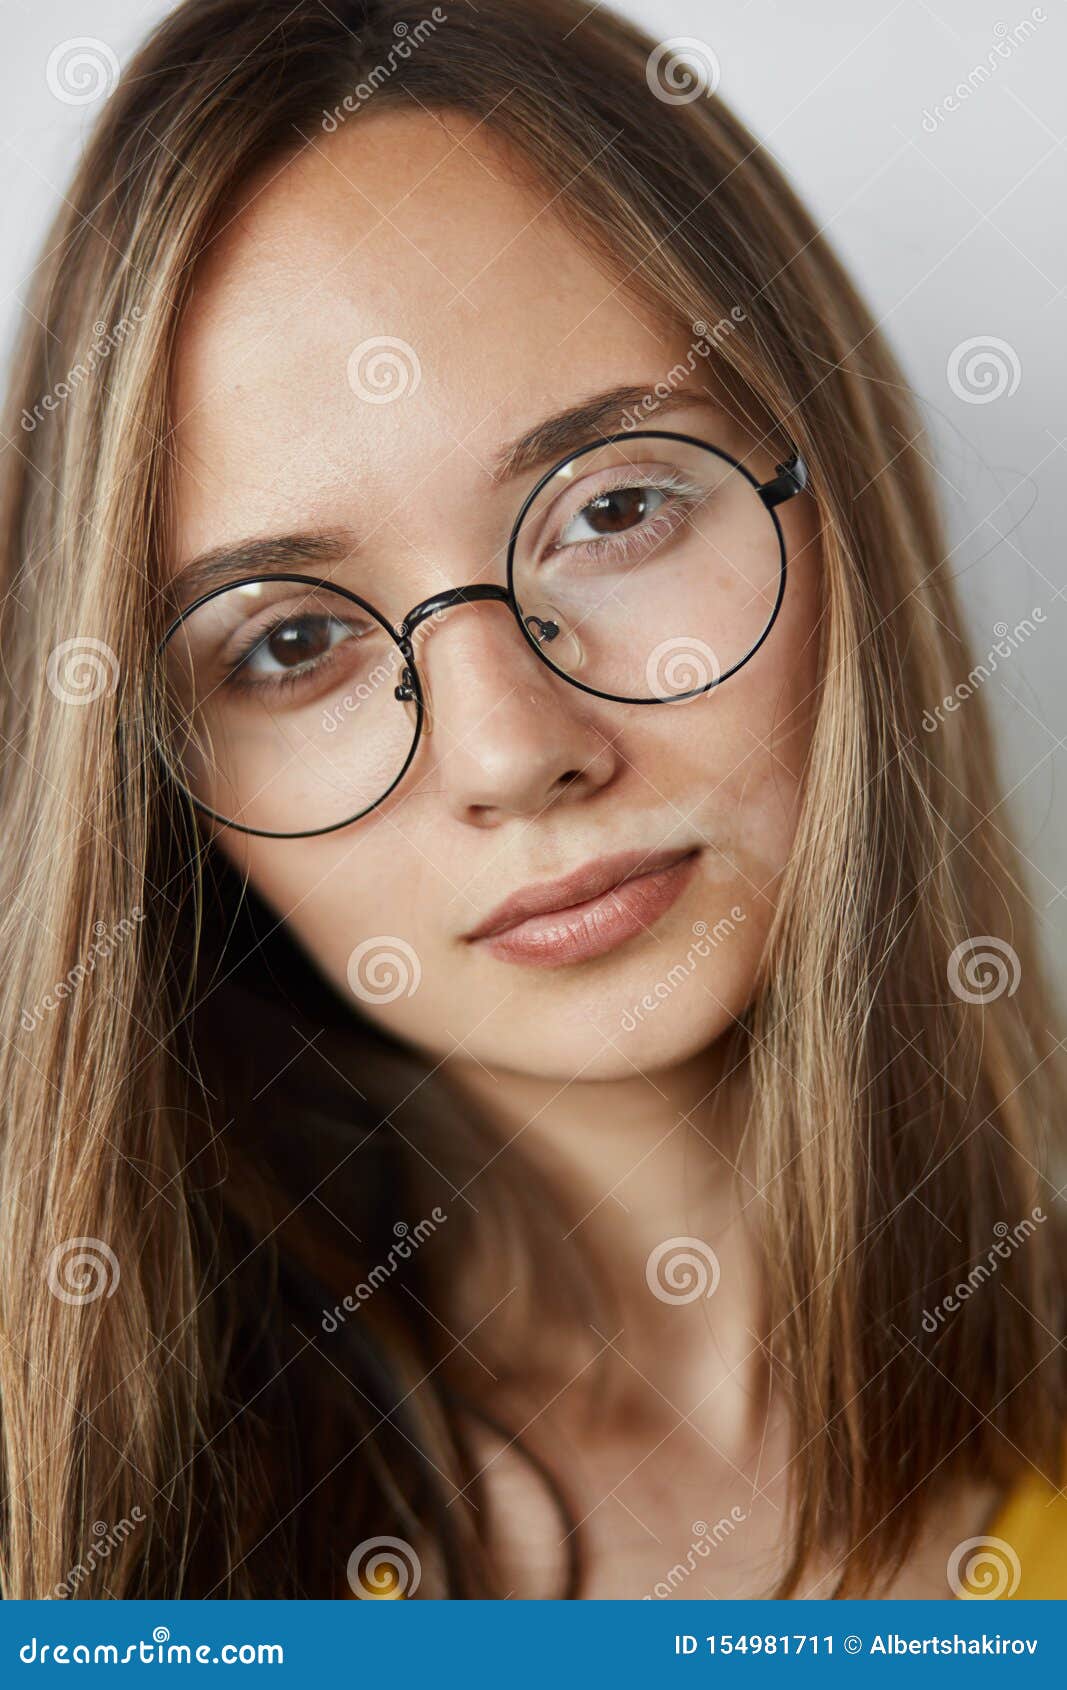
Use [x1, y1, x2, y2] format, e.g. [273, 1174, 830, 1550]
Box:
[981, 1470, 1067, 1598]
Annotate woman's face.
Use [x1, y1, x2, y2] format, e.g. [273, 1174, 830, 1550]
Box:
[170, 110, 822, 1083]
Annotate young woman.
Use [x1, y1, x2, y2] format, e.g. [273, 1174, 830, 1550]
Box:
[0, 0, 1063, 1601]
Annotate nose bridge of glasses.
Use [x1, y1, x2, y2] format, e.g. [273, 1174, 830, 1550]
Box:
[393, 582, 532, 715]
[397, 582, 512, 645]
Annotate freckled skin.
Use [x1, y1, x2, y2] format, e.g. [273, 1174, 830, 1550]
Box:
[171, 110, 822, 1082]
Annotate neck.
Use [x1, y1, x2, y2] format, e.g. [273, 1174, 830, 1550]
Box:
[440, 1034, 775, 1459]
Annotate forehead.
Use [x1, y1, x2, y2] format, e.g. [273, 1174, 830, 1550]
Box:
[169, 109, 702, 570]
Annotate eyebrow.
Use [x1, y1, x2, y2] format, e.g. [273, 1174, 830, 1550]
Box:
[166, 532, 353, 610]
[490, 382, 709, 479]
[168, 382, 713, 607]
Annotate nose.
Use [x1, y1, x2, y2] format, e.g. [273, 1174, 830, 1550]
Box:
[408, 597, 619, 825]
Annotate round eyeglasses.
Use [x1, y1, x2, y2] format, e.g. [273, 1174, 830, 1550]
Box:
[154, 430, 808, 839]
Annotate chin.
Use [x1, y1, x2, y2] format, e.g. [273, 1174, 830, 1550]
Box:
[591, 1001, 741, 1079]
[450, 996, 741, 1085]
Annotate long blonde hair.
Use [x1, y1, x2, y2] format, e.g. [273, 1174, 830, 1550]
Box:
[1, 0, 1063, 1598]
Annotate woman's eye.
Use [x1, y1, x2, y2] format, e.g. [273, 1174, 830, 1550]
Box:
[559, 484, 668, 545]
[237, 614, 354, 678]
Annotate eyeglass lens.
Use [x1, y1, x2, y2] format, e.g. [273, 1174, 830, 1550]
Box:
[156, 438, 784, 837]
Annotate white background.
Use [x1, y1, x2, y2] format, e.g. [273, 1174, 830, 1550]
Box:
[2, 0, 1065, 993]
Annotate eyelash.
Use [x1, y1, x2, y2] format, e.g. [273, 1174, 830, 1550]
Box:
[542, 467, 709, 566]
[222, 611, 365, 696]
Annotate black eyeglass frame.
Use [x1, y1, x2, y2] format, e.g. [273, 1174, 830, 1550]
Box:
[156, 430, 808, 840]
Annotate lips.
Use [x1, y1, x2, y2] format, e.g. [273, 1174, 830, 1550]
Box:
[464, 846, 700, 968]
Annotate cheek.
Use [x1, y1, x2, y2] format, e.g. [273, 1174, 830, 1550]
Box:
[219, 827, 463, 1035]
[580, 618, 817, 1063]
[600, 705, 806, 1038]
[636, 589, 819, 895]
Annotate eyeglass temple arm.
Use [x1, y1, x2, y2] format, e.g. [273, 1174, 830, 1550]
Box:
[757, 452, 808, 510]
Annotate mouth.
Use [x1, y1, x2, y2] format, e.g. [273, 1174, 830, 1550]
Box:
[464, 846, 701, 968]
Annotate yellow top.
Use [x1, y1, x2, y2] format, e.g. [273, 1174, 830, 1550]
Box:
[971, 1471, 1067, 1599]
